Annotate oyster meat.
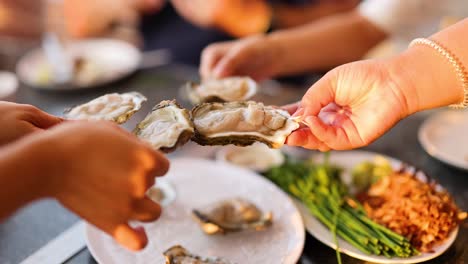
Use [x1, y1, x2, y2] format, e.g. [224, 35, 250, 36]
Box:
[191, 101, 299, 148]
[134, 100, 194, 153]
[164, 245, 234, 264]
[192, 198, 273, 235]
[185, 77, 257, 104]
[63, 92, 146, 124]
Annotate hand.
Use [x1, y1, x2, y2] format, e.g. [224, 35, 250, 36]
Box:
[200, 35, 281, 81]
[0, 102, 63, 146]
[39, 121, 169, 251]
[286, 60, 410, 151]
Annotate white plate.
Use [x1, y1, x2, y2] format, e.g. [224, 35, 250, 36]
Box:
[16, 39, 141, 90]
[297, 150, 459, 264]
[418, 110, 468, 170]
[85, 158, 305, 264]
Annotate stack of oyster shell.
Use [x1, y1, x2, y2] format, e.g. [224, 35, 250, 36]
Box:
[64, 87, 299, 153]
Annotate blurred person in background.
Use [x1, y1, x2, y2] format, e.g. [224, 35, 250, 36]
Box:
[60, 0, 359, 65]
[200, 0, 468, 80]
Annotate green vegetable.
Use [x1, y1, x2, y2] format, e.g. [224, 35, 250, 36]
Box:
[264, 156, 417, 263]
[351, 156, 393, 192]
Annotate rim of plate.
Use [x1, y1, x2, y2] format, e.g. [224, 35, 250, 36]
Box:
[418, 111, 468, 171]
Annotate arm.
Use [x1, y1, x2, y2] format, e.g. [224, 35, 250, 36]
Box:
[0, 136, 51, 220]
[388, 18, 468, 113]
[268, 10, 387, 75]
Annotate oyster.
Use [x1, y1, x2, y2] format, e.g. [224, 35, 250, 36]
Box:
[134, 100, 194, 153]
[164, 245, 234, 264]
[192, 198, 273, 235]
[191, 101, 299, 149]
[185, 77, 257, 104]
[63, 92, 146, 124]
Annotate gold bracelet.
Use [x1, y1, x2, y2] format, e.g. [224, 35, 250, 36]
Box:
[409, 38, 468, 109]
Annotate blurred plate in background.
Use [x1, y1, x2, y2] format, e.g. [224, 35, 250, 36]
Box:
[418, 110, 468, 170]
[16, 38, 141, 90]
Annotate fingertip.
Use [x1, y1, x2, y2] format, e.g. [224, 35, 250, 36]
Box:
[114, 224, 148, 251]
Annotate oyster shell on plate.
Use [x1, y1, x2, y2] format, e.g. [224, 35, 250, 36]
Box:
[185, 77, 257, 104]
[63, 92, 146, 124]
[192, 198, 273, 235]
[134, 100, 194, 153]
[164, 245, 234, 264]
[191, 101, 299, 149]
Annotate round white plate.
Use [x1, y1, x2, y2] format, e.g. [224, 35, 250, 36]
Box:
[16, 38, 141, 90]
[418, 110, 468, 170]
[85, 158, 305, 264]
[297, 150, 459, 264]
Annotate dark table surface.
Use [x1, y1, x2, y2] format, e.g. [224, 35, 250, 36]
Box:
[1, 64, 467, 264]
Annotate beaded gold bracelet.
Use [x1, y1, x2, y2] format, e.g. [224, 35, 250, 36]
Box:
[409, 38, 468, 109]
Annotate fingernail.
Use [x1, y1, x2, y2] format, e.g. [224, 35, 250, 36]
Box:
[292, 107, 304, 117]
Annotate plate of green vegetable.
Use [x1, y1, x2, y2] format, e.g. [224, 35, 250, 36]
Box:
[265, 150, 459, 264]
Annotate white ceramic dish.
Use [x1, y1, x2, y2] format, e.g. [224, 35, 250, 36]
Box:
[85, 158, 305, 264]
[16, 39, 141, 90]
[0, 71, 18, 102]
[418, 110, 468, 170]
[216, 143, 284, 172]
[297, 150, 459, 264]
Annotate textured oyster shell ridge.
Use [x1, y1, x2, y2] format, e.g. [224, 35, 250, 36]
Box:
[134, 99, 194, 153]
[164, 245, 234, 264]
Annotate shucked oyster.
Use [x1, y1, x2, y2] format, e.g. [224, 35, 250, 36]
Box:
[134, 100, 194, 153]
[192, 198, 273, 235]
[63, 92, 146, 124]
[185, 77, 257, 104]
[164, 245, 234, 264]
[191, 101, 299, 149]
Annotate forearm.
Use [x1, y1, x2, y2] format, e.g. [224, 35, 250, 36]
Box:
[0, 136, 56, 220]
[388, 18, 468, 114]
[268, 10, 387, 76]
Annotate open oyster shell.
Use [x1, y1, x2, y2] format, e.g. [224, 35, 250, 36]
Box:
[63, 92, 146, 124]
[192, 198, 273, 235]
[164, 245, 234, 264]
[185, 77, 257, 104]
[134, 100, 194, 153]
[191, 101, 299, 149]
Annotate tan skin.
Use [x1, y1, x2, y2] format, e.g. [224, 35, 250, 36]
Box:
[286, 18, 467, 150]
[0, 111, 169, 251]
[0, 102, 63, 146]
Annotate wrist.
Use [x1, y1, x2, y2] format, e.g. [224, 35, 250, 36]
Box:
[386, 45, 464, 115]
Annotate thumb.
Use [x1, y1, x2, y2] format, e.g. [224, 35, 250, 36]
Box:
[30, 111, 64, 129]
[301, 72, 336, 118]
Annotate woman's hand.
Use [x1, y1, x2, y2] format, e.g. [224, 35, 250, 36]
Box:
[39, 121, 169, 251]
[0, 102, 63, 147]
[286, 60, 411, 151]
[200, 35, 281, 81]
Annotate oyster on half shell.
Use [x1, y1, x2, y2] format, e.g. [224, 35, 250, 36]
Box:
[63, 92, 146, 124]
[164, 245, 234, 264]
[185, 77, 257, 104]
[134, 100, 194, 153]
[192, 198, 273, 235]
[191, 101, 299, 149]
